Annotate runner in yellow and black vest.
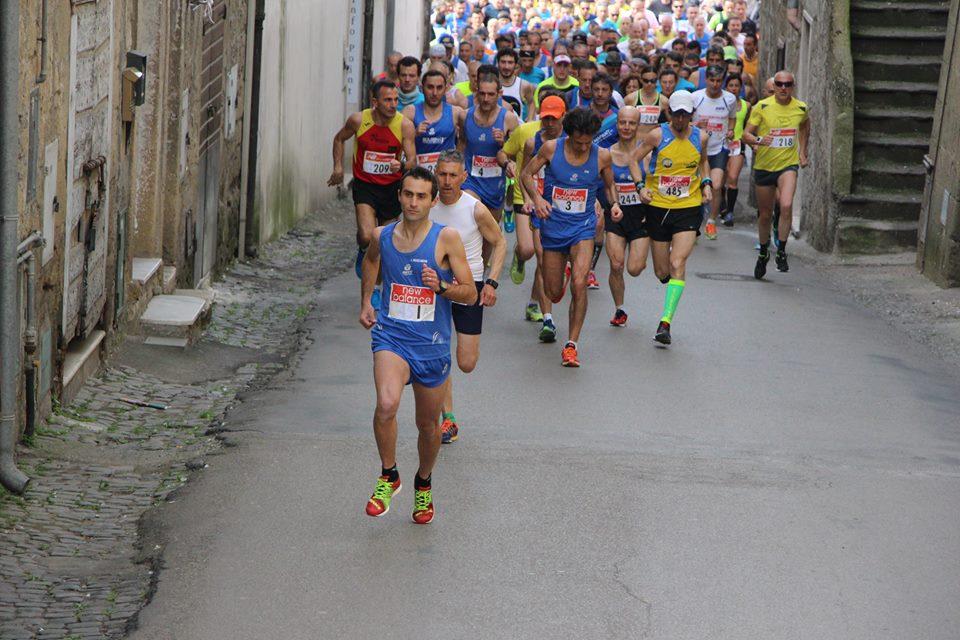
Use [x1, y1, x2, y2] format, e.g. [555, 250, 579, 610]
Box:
[628, 90, 712, 347]
[742, 70, 810, 279]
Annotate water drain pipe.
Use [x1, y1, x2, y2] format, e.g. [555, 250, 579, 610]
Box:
[0, 0, 30, 494]
[18, 233, 45, 441]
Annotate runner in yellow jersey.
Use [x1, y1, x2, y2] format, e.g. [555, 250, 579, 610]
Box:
[742, 70, 810, 278]
[629, 90, 711, 346]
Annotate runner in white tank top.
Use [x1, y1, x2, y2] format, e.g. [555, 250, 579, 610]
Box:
[430, 191, 485, 282]
[429, 150, 507, 445]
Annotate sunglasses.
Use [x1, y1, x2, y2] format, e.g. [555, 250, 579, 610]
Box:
[641, 77, 657, 84]
[775, 80, 794, 88]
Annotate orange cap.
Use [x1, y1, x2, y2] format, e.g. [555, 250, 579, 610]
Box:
[539, 95, 567, 119]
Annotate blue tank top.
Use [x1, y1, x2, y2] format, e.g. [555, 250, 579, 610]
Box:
[567, 87, 591, 109]
[463, 106, 508, 205]
[413, 103, 456, 168]
[372, 222, 453, 360]
[598, 157, 642, 210]
[543, 138, 601, 221]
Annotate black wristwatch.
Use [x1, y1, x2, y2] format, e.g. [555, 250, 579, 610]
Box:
[484, 278, 499, 290]
[438, 280, 449, 294]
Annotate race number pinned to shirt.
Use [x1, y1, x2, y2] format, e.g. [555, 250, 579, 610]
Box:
[616, 182, 640, 206]
[638, 106, 660, 125]
[363, 151, 396, 175]
[697, 119, 725, 135]
[657, 175, 691, 199]
[769, 128, 797, 148]
[416, 152, 441, 172]
[552, 187, 588, 213]
[388, 284, 436, 321]
[471, 155, 502, 178]
[728, 139, 742, 157]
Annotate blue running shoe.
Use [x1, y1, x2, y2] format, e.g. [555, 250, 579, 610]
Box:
[355, 246, 366, 279]
[503, 209, 516, 233]
[371, 287, 381, 313]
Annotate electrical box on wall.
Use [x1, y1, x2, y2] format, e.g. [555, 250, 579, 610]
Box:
[122, 51, 147, 122]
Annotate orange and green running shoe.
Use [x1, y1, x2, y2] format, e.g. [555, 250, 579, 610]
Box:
[412, 485, 435, 525]
[440, 417, 459, 444]
[365, 475, 401, 517]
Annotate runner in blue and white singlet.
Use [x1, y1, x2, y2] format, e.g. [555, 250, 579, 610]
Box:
[462, 104, 508, 212]
[412, 101, 457, 172]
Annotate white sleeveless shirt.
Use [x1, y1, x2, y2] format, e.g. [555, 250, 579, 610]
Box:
[429, 191, 484, 282]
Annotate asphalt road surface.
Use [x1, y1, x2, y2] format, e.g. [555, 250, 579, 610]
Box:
[130, 228, 960, 640]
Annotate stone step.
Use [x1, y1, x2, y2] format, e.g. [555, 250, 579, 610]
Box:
[835, 217, 918, 254]
[854, 132, 930, 165]
[852, 158, 926, 193]
[851, 26, 947, 56]
[854, 82, 937, 109]
[852, 53, 943, 83]
[131, 258, 162, 287]
[61, 329, 106, 407]
[854, 107, 935, 136]
[137, 293, 211, 347]
[851, 2, 950, 29]
[839, 189, 923, 221]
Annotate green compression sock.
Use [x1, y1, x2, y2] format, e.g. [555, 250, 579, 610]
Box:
[660, 279, 685, 323]
[442, 412, 456, 422]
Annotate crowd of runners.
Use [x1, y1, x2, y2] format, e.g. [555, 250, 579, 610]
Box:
[327, 0, 811, 524]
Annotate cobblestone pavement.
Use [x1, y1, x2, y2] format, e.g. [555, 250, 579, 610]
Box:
[0, 201, 355, 640]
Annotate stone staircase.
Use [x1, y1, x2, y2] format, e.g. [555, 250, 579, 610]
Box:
[837, 0, 950, 253]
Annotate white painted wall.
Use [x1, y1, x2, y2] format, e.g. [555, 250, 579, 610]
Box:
[253, 0, 427, 243]
[393, 0, 427, 61]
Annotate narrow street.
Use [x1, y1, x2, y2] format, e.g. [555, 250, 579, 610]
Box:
[130, 229, 960, 640]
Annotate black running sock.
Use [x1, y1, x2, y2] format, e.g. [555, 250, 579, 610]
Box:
[591, 242, 603, 270]
[759, 241, 770, 256]
[726, 187, 739, 213]
[660, 275, 670, 284]
[414, 473, 431, 489]
[778, 237, 788, 252]
[382, 465, 399, 482]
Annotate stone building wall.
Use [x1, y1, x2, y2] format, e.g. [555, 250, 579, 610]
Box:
[918, 1, 960, 287]
[8, 0, 248, 433]
[757, 0, 853, 252]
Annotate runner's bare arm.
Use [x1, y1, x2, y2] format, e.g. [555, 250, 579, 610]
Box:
[629, 127, 659, 185]
[453, 106, 466, 146]
[742, 121, 762, 148]
[521, 139, 555, 219]
[798, 111, 811, 167]
[516, 137, 536, 211]
[329, 112, 362, 186]
[599, 149, 623, 222]
[359, 227, 383, 329]
[401, 104, 416, 123]
[700, 141, 713, 203]
[474, 202, 506, 305]
[624, 90, 639, 106]
[450, 88, 468, 109]
[522, 82, 535, 121]
[400, 117, 418, 171]
[429, 228, 478, 305]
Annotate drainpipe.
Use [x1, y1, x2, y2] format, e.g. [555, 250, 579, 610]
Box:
[241, 0, 265, 258]
[36, 0, 48, 84]
[1, 0, 30, 494]
[17, 233, 45, 441]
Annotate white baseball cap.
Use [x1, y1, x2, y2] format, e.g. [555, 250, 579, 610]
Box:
[668, 90, 695, 114]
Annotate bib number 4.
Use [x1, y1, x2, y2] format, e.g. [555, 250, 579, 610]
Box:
[471, 155, 502, 178]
